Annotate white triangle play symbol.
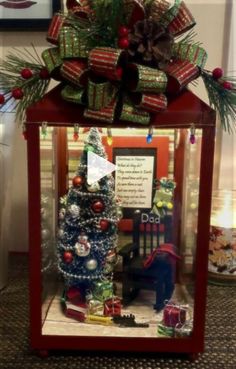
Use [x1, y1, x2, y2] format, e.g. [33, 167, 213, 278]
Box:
[87, 151, 117, 185]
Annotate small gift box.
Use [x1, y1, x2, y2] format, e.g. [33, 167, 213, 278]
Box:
[157, 323, 174, 338]
[104, 297, 122, 317]
[92, 280, 114, 302]
[66, 286, 86, 305]
[163, 302, 186, 328]
[65, 302, 88, 322]
[175, 320, 193, 338]
[88, 299, 104, 316]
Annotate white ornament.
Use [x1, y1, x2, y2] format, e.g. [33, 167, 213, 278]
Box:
[59, 208, 66, 220]
[58, 228, 64, 238]
[68, 204, 80, 218]
[75, 241, 91, 257]
[41, 228, 50, 241]
[86, 181, 100, 193]
[85, 258, 98, 271]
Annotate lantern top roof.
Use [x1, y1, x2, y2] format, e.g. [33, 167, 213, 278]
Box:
[26, 84, 215, 129]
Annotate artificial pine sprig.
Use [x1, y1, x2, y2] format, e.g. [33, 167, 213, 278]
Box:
[201, 69, 236, 133]
[0, 47, 50, 122]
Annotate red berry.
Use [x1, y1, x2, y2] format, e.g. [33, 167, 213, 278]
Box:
[0, 94, 5, 104]
[118, 37, 129, 49]
[212, 67, 223, 80]
[118, 26, 129, 38]
[222, 81, 233, 90]
[12, 88, 24, 100]
[39, 68, 50, 80]
[21, 68, 33, 79]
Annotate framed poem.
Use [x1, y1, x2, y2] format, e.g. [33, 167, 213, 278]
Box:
[113, 147, 157, 218]
[0, 0, 62, 31]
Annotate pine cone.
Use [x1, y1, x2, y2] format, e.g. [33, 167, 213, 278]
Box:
[128, 18, 174, 68]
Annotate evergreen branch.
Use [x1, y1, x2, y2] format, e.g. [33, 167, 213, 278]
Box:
[176, 30, 202, 47]
[201, 71, 236, 133]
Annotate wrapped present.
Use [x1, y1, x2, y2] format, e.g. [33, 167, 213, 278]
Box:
[65, 303, 87, 322]
[66, 286, 85, 305]
[175, 320, 193, 338]
[163, 302, 186, 328]
[104, 297, 122, 317]
[88, 299, 104, 316]
[157, 323, 174, 337]
[63, 287, 88, 322]
[92, 280, 114, 302]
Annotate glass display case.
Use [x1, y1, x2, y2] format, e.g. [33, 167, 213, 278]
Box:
[26, 86, 215, 356]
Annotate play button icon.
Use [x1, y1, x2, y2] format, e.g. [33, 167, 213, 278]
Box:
[87, 151, 117, 185]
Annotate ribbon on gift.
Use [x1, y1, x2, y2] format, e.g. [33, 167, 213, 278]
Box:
[42, 0, 208, 125]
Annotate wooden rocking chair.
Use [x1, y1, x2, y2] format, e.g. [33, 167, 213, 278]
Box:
[118, 210, 176, 307]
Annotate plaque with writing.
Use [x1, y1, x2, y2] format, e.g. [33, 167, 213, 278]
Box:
[113, 148, 156, 218]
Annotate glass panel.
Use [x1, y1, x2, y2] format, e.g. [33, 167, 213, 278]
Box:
[40, 126, 202, 339]
[40, 126, 58, 323]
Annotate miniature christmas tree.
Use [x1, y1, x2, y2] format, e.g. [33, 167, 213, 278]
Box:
[57, 128, 120, 291]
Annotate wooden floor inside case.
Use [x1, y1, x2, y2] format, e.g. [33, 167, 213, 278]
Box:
[42, 284, 192, 338]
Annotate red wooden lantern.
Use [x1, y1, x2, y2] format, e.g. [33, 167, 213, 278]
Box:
[26, 85, 215, 358]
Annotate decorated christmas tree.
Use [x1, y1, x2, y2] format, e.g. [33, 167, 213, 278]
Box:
[57, 128, 120, 293]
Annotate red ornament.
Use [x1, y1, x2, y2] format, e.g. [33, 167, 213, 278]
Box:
[92, 200, 105, 213]
[21, 68, 33, 79]
[212, 67, 223, 80]
[72, 175, 84, 187]
[99, 219, 109, 231]
[0, 94, 5, 104]
[39, 68, 50, 80]
[118, 26, 129, 38]
[118, 37, 129, 49]
[12, 88, 24, 100]
[63, 251, 73, 264]
[116, 66, 123, 79]
[222, 81, 233, 90]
